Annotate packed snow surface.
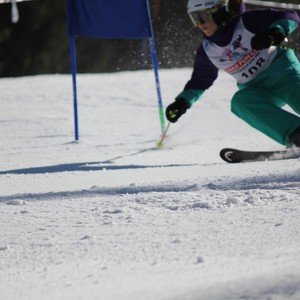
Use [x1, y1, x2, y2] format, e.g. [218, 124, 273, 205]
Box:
[0, 69, 300, 300]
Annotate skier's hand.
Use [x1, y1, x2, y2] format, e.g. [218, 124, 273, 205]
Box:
[166, 98, 190, 123]
[251, 28, 285, 50]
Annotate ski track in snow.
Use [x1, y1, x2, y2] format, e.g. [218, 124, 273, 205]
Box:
[0, 70, 300, 300]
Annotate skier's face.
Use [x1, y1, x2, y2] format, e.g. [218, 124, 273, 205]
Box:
[197, 18, 218, 36]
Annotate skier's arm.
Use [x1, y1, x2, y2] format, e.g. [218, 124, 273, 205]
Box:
[177, 45, 218, 107]
[243, 9, 300, 35]
[243, 9, 299, 50]
[166, 45, 218, 123]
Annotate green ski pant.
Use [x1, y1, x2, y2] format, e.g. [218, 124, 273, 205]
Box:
[231, 49, 300, 146]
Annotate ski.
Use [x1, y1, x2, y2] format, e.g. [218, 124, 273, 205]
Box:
[220, 147, 300, 163]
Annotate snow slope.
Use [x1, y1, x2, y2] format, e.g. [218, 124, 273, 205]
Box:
[0, 69, 300, 300]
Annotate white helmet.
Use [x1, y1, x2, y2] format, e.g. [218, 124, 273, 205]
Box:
[187, 0, 229, 26]
[187, 0, 224, 14]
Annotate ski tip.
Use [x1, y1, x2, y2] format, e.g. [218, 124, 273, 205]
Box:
[220, 148, 233, 163]
[220, 148, 237, 163]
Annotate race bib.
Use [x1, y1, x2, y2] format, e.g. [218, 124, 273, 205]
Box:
[203, 19, 277, 83]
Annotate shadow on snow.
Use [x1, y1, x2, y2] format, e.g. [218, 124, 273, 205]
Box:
[0, 162, 195, 175]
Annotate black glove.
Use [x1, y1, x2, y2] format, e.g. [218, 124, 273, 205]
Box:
[251, 28, 286, 50]
[166, 98, 190, 123]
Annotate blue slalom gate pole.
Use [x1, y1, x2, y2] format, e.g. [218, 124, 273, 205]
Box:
[145, 0, 166, 133]
[69, 35, 79, 141]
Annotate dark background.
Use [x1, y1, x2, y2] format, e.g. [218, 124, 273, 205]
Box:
[0, 0, 299, 77]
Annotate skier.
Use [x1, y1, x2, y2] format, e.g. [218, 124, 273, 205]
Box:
[166, 0, 300, 147]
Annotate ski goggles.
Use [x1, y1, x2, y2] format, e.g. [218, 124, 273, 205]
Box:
[188, 9, 214, 26]
[188, 0, 227, 26]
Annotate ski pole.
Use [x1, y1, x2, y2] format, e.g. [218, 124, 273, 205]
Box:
[156, 122, 171, 148]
